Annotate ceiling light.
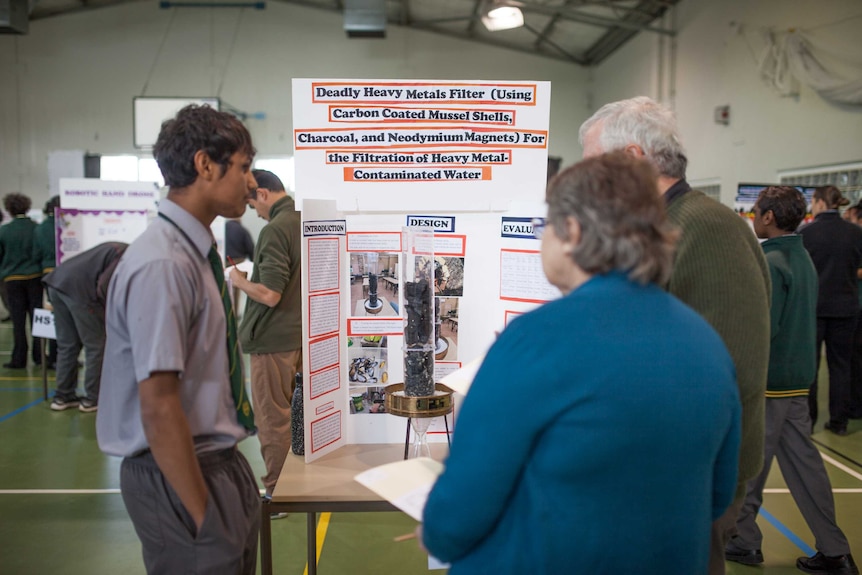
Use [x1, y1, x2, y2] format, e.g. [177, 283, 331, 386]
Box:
[481, 3, 524, 32]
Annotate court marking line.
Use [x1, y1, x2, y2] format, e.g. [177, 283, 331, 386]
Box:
[764, 487, 862, 493]
[0, 489, 121, 494]
[304, 512, 331, 575]
[819, 451, 862, 482]
[759, 507, 816, 556]
[813, 437, 862, 470]
[0, 397, 46, 424]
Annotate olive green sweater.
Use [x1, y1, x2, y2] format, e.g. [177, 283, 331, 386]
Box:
[761, 235, 817, 397]
[0, 216, 41, 281]
[238, 196, 302, 354]
[666, 189, 771, 487]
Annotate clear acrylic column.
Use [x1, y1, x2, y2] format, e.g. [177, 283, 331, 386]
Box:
[384, 227, 453, 459]
[402, 227, 435, 458]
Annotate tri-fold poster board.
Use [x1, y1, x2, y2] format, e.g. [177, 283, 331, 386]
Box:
[295, 79, 558, 462]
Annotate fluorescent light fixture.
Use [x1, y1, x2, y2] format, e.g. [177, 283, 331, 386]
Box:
[481, 3, 524, 32]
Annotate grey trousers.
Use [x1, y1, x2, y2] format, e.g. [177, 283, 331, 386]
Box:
[735, 396, 850, 556]
[120, 447, 261, 575]
[49, 287, 105, 403]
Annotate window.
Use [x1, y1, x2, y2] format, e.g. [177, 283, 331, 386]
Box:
[100, 155, 165, 187]
[254, 157, 295, 192]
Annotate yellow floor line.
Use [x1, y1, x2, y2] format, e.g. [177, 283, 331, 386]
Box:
[303, 512, 332, 575]
[0, 376, 45, 381]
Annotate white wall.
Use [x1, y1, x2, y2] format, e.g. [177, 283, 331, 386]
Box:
[0, 1, 590, 214]
[590, 0, 862, 203]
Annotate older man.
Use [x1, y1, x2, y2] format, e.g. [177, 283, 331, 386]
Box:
[579, 96, 771, 575]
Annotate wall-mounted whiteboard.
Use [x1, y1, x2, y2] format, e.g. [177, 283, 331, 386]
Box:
[133, 97, 220, 149]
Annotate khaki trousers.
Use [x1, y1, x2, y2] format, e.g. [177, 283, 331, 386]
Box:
[250, 350, 302, 495]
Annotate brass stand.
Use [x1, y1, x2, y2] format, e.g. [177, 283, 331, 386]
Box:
[384, 383, 454, 459]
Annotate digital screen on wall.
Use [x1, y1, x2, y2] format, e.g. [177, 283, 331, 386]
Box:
[736, 183, 814, 205]
[133, 97, 220, 149]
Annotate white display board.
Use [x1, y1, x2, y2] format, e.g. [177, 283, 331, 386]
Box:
[301, 201, 349, 462]
[294, 78, 553, 455]
[55, 208, 149, 265]
[292, 79, 550, 212]
[133, 97, 220, 149]
[60, 178, 159, 211]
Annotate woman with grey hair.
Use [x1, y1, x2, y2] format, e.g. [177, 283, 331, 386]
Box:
[421, 152, 742, 575]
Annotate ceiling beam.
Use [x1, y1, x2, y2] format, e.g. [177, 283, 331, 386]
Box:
[410, 21, 582, 65]
[465, 0, 482, 35]
[582, 0, 677, 65]
[513, 0, 675, 36]
[533, 0, 576, 49]
[30, 0, 150, 20]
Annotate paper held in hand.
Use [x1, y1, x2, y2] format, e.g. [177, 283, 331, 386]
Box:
[354, 457, 444, 522]
[438, 354, 483, 396]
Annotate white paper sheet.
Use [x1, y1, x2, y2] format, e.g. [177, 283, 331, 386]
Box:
[354, 457, 444, 522]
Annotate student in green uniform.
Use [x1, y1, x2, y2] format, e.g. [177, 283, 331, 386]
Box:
[0, 193, 42, 369]
[33, 195, 60, 368]
[727, 186, 858, 575]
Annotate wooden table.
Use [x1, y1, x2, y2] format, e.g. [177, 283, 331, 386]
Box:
[261, 443, 447, 575]
[380, 276, 399, 294]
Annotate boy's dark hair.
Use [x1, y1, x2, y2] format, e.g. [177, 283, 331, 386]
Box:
[756, 186, 807, 232]
[4, 193, 32, 216]
[153, 105, 256, 188]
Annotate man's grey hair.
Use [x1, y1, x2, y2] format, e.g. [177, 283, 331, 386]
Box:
[579, 96, 688, 180]
[547, 151, 678, 286]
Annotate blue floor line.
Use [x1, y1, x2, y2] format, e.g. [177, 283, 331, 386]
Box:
[760, 507, 816, 557]
[0, 396, 50, 424]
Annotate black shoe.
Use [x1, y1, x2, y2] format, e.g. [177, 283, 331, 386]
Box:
[725, 538, 764, 565]
[2, 362, 25, 369]
[797, 552, 859, 575]
[825, 421, 849, 436]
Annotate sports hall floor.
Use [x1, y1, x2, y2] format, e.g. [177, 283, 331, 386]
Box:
[0, 322, 860, 575]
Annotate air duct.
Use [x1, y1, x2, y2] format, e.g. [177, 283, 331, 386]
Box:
[344, 0, 385, 38]
[0, 0, 29, 34]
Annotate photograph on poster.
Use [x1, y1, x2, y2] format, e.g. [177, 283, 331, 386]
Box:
[435, 297, 459, 361]
[416, 256, 465, 297]
[349, 386, 387, 414]
[350, 251, 400, 317]
[348, 344, 388, 386]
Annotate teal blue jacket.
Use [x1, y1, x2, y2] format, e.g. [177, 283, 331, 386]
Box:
[423, 273, 741, 575]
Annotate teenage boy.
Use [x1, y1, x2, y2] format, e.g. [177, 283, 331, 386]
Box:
[97, 105, 261, 574]
[726, 186, 858, 575]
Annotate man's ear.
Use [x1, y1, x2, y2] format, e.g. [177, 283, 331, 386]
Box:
[623, 143, 646, 159]
[761, 209, 776, 226]
[194, 150, 217, 182]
